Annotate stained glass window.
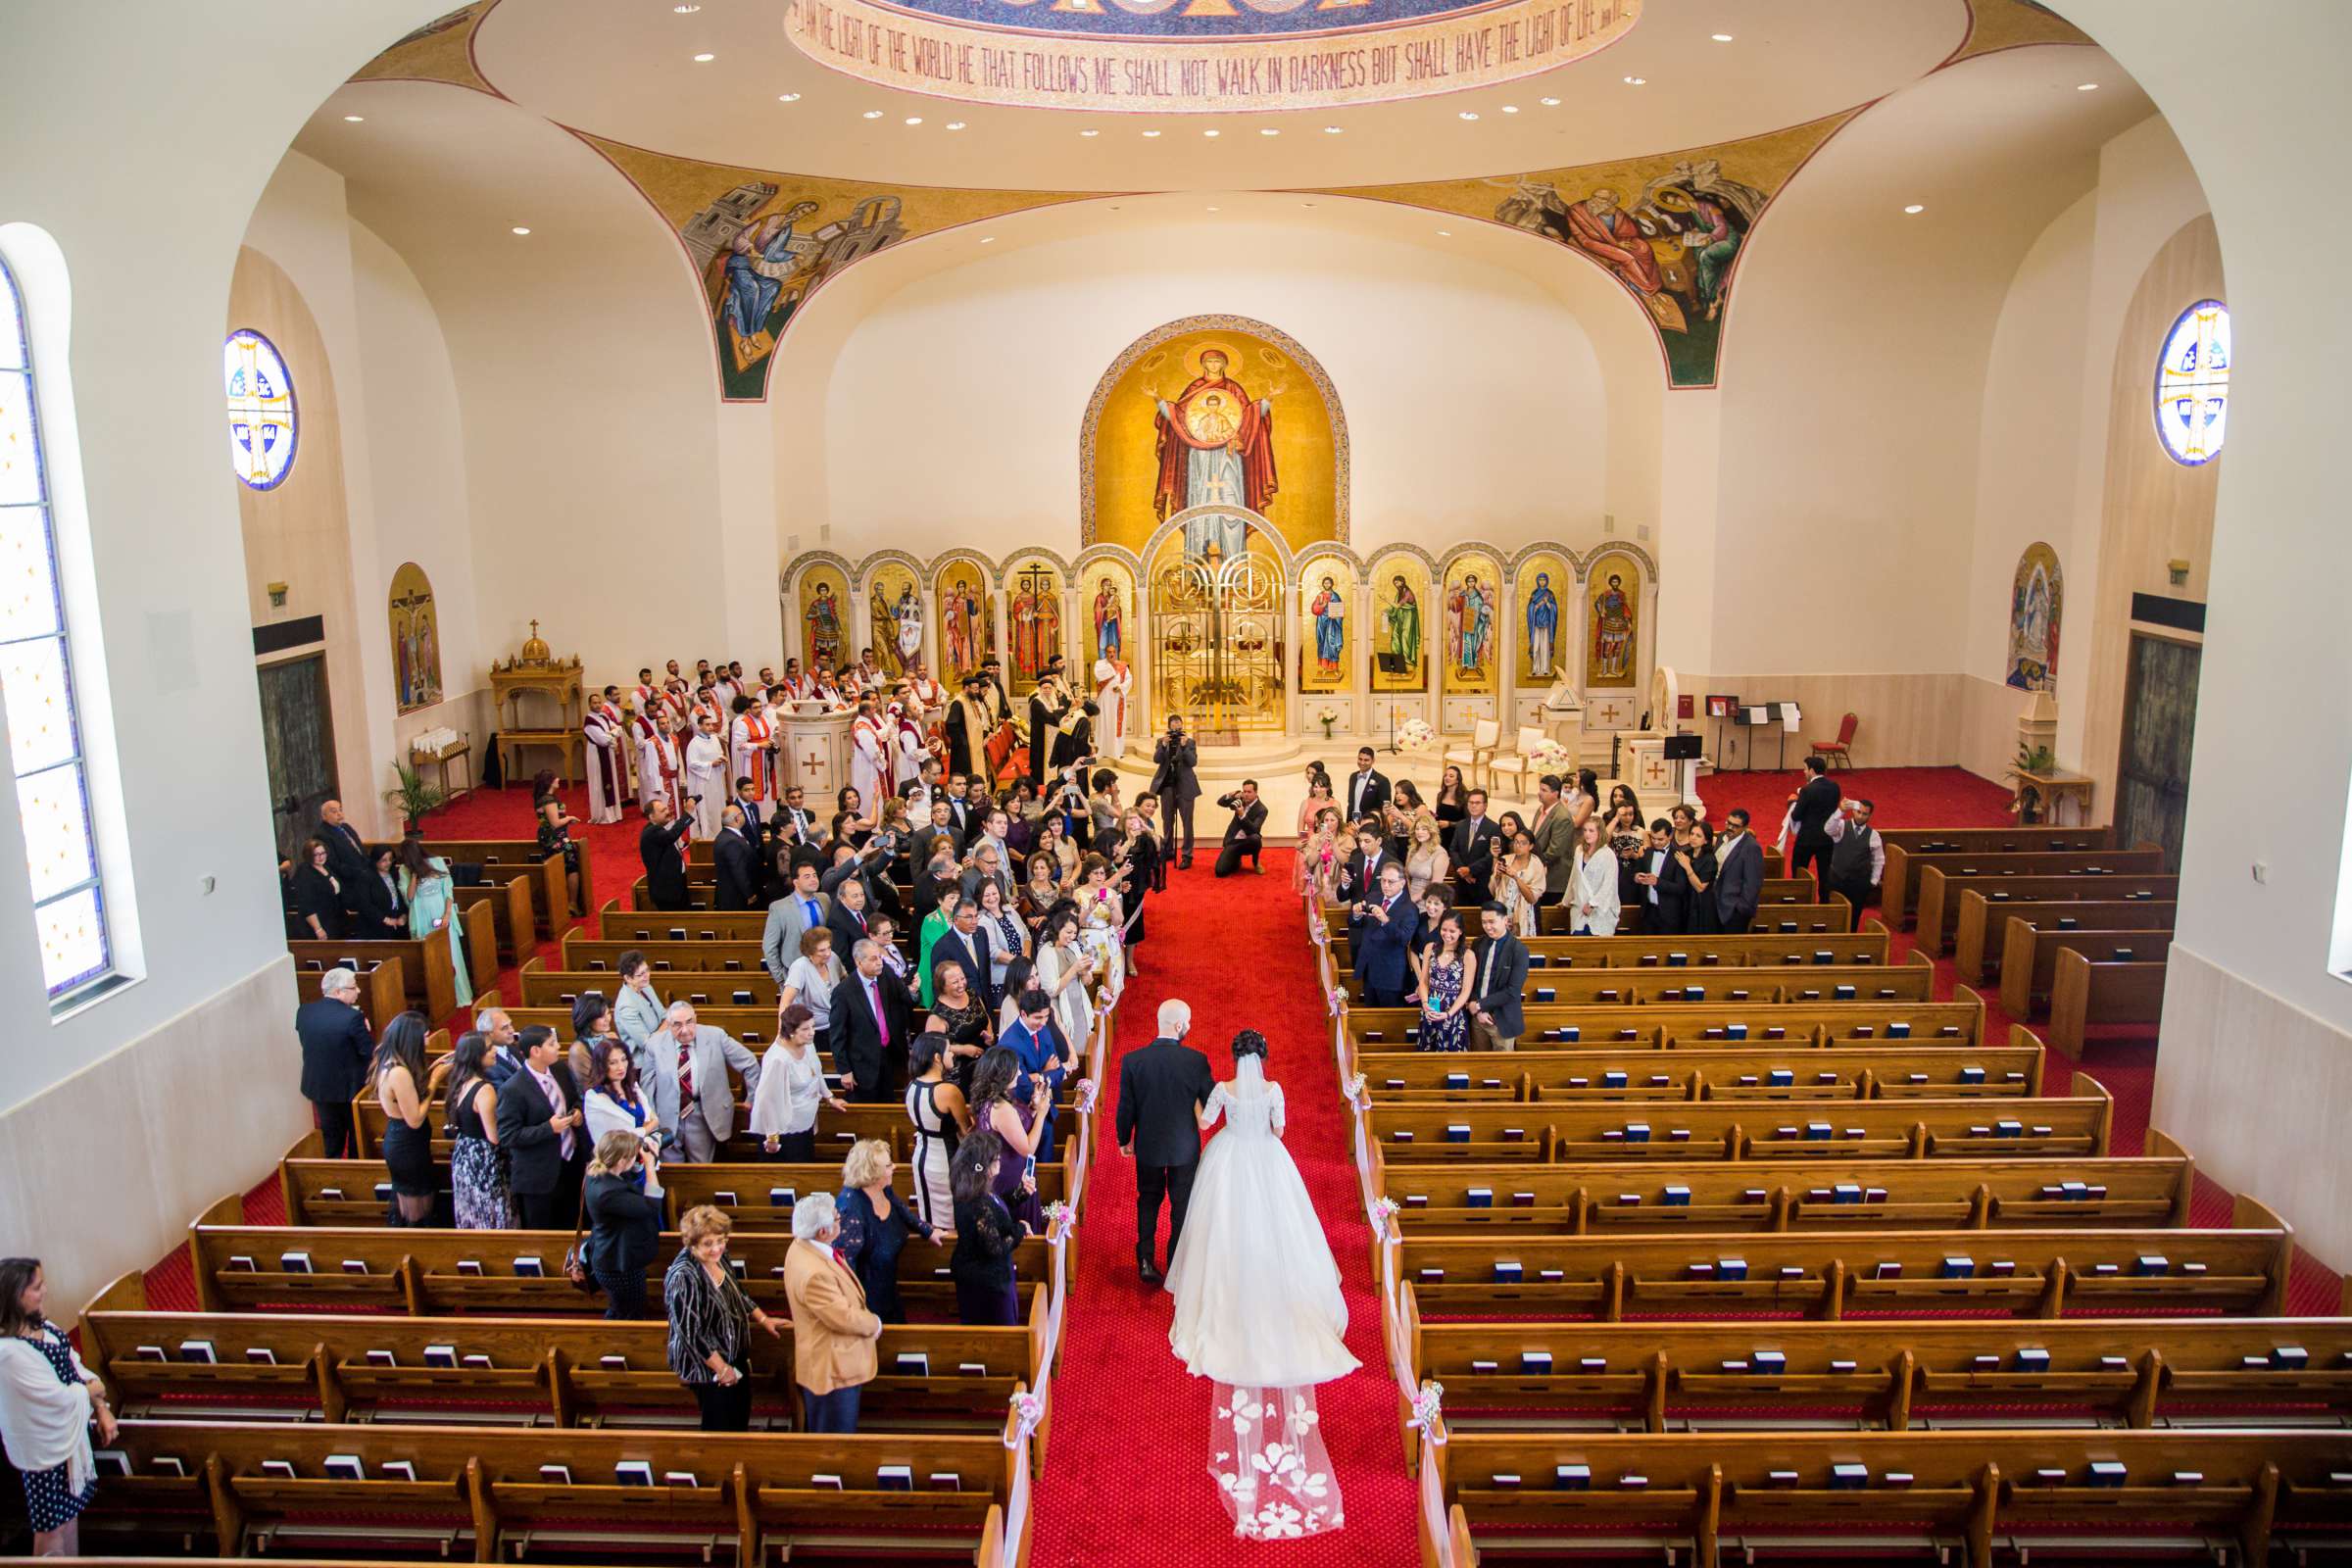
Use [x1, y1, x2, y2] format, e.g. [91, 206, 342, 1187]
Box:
[0, 254, 113, 998]
[2154, 299, 2230, 466]
[224, 327, 298, 490]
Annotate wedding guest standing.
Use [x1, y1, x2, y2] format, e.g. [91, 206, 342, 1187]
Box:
[372, 1010, 436, 1226]
[398, 836, 474, 1008]
[498, 1025, 588, 1228]
[0, 1257, 114, 1558]
[1411, 910, 1478, 1054]
[583, 1037, 660, 1147]
[905, 1032, 972, 1230]
[295, 966, 373, 1158]
[835, 1139, 943, 1324]
[748, 1003, 843, 1164]
[292, 837, 346, 940]
[582, 1130, 664, 1319]
[662, 1207, 783, 1431]
[444, 1032, 517, 1230]
[949, 1131, 1026, 1327]
[351, 843, 409, 934]
[1568, 817, 1623, 937]
[782, 1192, 883, 1432]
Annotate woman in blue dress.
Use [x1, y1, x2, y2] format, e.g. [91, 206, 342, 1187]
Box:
[0, 1257, 114, 1556]
[396, 835, 472, 1007]
[1411, 909, 1478, 1053]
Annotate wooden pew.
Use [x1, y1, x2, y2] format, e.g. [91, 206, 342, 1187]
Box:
[563, 935, 766, 972]
[294, 957, 406, 1034]
[1346, 998, 1990, 1076]
[423, 837, 591, 936]
[597, 900, 767, 944]
[1363, 1083, 2114, 1165]
[1913, 848, 2168, 955]
[290, 893, 500, 1025]
[1384, 1212, 2293, 1319]
[1340, 956, 1934, 1008]
[83, 1292, 1047, 1445]
[1319, 912, 1891, 970]
[1533, 878, 1822, 935]
[518, 958, 781, 1010]
[85, 1416, 1024, 1565]
[1372, 1143, 2195, 1236]
[278, 1143, 1071, 1230]
[504, 1004, 776, 1046]
[1998, 922, 2174, 1019]
[1358, 1039, 2045, 1104]
[1426, 1426, 2352, 1568]
[1403, 1298, 2352, 1434]
[1953, 893, 2178, 984]
[183, 1201, 1058, 1320]
[2050, 949, 2168, 1059]
[1879, 824, 2115, 925]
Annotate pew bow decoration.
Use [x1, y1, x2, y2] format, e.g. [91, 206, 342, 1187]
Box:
[1326, 988, 1345, 1019]
[1042, 1200, 1074, 1235]
[1072, 1078, 1101, 1114]
[1344, 1072, 1370, 1110]
[1370, 1195, 1401, 1231]
[1405, 1380, 1446, 1440]
[1005, 1390, 1046, 1448]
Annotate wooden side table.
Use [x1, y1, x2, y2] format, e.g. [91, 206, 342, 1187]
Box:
[2016, 766, 2094, 825]
[411, 741, 471, 805]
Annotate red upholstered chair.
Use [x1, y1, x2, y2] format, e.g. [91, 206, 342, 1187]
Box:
[1811, 711, 1858, 769]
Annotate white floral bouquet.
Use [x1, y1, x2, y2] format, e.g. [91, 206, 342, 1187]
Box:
[1396, 716, 1436, 751]
[1527, 738, 1575, 774]
[1314, 703, 1342, 725]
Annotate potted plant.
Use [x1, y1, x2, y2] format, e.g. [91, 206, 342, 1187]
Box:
[384, 760, 450, 834]
[2004, 741, 2055, 823]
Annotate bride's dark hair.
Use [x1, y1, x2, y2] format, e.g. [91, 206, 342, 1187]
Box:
[1231, 1029, 1268, 1062]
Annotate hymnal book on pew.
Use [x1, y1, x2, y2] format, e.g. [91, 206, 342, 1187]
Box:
[93, 1450, 130, 1478]
[1392, 1131, 1413, 1143]
[1445, 1125, 1471, 1143]
[177, 1340, 216, 1364]
[1886, 1022, 1910, 1039]
[1834, 985, 1856, 1001]
[1465, 1188, 1493, 1208]
[1686, 1263, 1714, 1279]
[135, 1344, 167, 1361]
[245, 1348, 276, 1366]
[1493, 1261, 1522, 1283]
[1719, 1358, 1747, 1374]
[513, 1256, 546, 1278]
[1623, 1122, 1649, 1144]
[732, 991, 754, 1004]
[2032, 1468, 2067, 1485]
[2113, 946, 2134, 959]
[2273, 1346, 2310, 1369]
[1752, 1350, 1787, 1375]
[2134, 1254, 2170, 1276]
[1419, 1267, 1445, 1283]
[423, 1346, 456, 1369]
[324, 1454, 365, 1482]
[1940, 1256, 1975, 1279]
[770, 1188, 796, 1206]
[227, 1254, 257, 1272]
[1873, 1262, 1902, 1280]
[149, 1454, 186, 1477]
[711, 1191, 738, 1206]
[1616, 1194, 1642, 1207]
[811, 1474, 845, 1490]
[1780, 1266, 1805, 1280]
[1716, 1258, 1748, 1281]
[2013, 1348, 2050, 1371]
[279, 1251, 313, 1274]
[540, 1464, 571, 1484]
[1972, 1353, 2000, 1370]
[2171, 1471, 2205, 1486]
[664, 1472, 700, 1488]
[1489, 1472, 1522, 1490]
[895, 1352, 930, 1376]
[878, 1465, 914, 1492]
[1539, 1268, 1565, 1282]
[1521, 1350, 1552, 1374]
[1960, 1064, 1985, 1084]
[1765, 1470, 1800, 1488]
[2087, 1461, 2127, 1488]
[1601, 1070, 1628, 1089]
[1444, 1072, 1469, 1090]
[382, 1461, 416, 1482]
[1512, 1192, 1536, 1207]
[1995, 1119, 2024, 1137]
[2100, 1355, 2130, 1371]
[1553, 1464, 1591, 1491]
[928, 1473, 962, 1492]
[1618, 1473, 1649, 1491]
[1804, 1122, 1832, 1141]
[1402, 1194, 1428, 1208]
[615, 1461, 656, 1487]
[261, 1459, 299, 1480]
[1988, 1260, 2016, 1278]
[1663, 1186, 1690, 1205]
[367, 1349, 397, 1367]
[1883, 1472, 1915, 1490]
[458, 1259, 483, 1276]
[958, 1362, 987, 1377]
[319, 1187, 344, 1201]
[342, 1259, 368, 1275]
[1767, 1067, 1794, 1087]
[1829, 1463, 1868, 1491]
[668, 928, 687, 940]
[600, 1354, 629, 1371]
[1725, 1023, 1748, 1040]
[463, 1353, 494, 1370]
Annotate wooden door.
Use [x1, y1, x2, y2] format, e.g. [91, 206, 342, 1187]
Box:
[2115, 633, 2200, 870]
[258, 653, 340, 863]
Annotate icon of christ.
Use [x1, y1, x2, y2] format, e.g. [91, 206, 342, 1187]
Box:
[1151, 346, 1278, 563]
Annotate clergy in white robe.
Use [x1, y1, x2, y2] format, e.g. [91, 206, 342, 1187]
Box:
[891, 705, 926, 791]
[683, 715, 729, 838]
[583, 709, 626, 824]
[634, 704, 682, 815]
[1093, 658, 1134, 761]
[850, 704, 890, 808]
[730, 700, 777, 805]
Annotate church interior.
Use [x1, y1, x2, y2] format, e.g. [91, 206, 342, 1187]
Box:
[5, 0, 2352, 1561]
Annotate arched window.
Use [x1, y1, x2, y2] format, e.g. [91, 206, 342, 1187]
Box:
[0, 246, 121, 1001]
[2154, 299, 2230, 466]
[224, 327, 298, 490]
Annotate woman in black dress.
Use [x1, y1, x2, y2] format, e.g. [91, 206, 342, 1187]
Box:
[292, 836, 346, 941]
[582, 1129, 664, 1319]
[1113, 806, 1158, 976]
[1433, 766, 1469, 829]
[949, 1130, 1025, 1327]
[371, 1010, 435, 1226]
[835, 1138, 942, 1324]
[536, 796, 584, 917]
[1677, 818, 1720, 935]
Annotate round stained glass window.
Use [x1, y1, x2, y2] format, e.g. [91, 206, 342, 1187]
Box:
[224, 327, 298, 490]
[2153, 299, 2229, 466]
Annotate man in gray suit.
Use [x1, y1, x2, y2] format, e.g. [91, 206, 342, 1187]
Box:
[636, 1001, 761, 1162]
[612, 951, 667, 1055]
[762, 860, 834, 986]
[1713, 808, 1765, 934]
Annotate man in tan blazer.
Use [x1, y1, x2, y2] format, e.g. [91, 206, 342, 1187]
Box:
[1528, 773, 1578, 909]
[782, 1192, 882, 1433]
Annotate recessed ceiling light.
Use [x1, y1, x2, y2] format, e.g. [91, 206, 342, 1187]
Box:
[1540, 96, 1560, 106]
[343, 114, 365, 122]
[1622, 74, 1645, 85]
[946, 121, 966, 130]
[693, 52, 715, 62]
[862, 109, 884, 119]
[1711, 31, 1733, 41]
[511, 226, 532, 235]
[1081, 128, 1099, 136]
[1143, 128, 1161, 137]
[980, 236, 995, 244]
[675, 3, 701, 11]
[1499, 104, 1519, 114]
[1903, 204, 1925, 215]
[2077, 81, 2099, 90]
[1203, 128, 1221, 137]
[1323, 124, 1342, 134]
[1260, 126, 1279, 136]
[1458, 110, 1479, 121]
[777, 92, 802, 102]
[905, 116, 923, 124]
[1437, 228, 1451, 236]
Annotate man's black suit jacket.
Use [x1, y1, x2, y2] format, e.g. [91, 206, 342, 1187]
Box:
[1350, 892, 1421, 995]
[712, 827, 760, 910]
[1344, 766, 1391, 821]
[1338, 844, 1395, 903]
[927, 922, 992, 1002]
[1471, 931, 1530, 1039]
[1450, 815, 1502, 887]
[496, 1058, 584, 1198]
[825, 966, 913, 1093]
[318, 819, 371, 888]
[640, 815, 692, 908]
[1150, 736, 1200, 805]
[1115, 1036, 1215, 1167]
[1217, 794, 1268, 846]
[295, 996, 374, 1104]
[825, 899, 878, 964]
[1790, 773, 1842, 844]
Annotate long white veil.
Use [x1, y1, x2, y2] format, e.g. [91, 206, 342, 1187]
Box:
[1205, 1051, 1346, 1541]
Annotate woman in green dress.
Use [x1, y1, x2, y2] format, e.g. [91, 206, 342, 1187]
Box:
[395, 836, 473, 1007]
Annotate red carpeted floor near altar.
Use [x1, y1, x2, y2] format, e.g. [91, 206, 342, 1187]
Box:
[143, 763, 2338, 1565]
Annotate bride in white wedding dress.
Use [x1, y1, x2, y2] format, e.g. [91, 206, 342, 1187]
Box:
[1164, 1030, 1359, 1540]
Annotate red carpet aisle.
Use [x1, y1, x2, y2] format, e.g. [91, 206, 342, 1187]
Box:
[1030, 847, 1414, 1566]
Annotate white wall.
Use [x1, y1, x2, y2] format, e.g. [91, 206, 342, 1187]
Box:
[0, 0, 458, 1320]
[781, 208, 1642, 564]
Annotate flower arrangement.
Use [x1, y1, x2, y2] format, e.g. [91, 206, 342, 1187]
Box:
[1396, 716, 1436, 751]
[1041, 1200, 1074, 1235]
[1369, 1194, 1400, 1230]
[1314, 702, 1342, 739]
[1070, 1078, 1100, 1113]
[1343, 1072, 1370, 1109]
[1405, 1380, 1446, 1436]
[1005, 1389, 1046, 1446]
[1527, 738, 1575, 775]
